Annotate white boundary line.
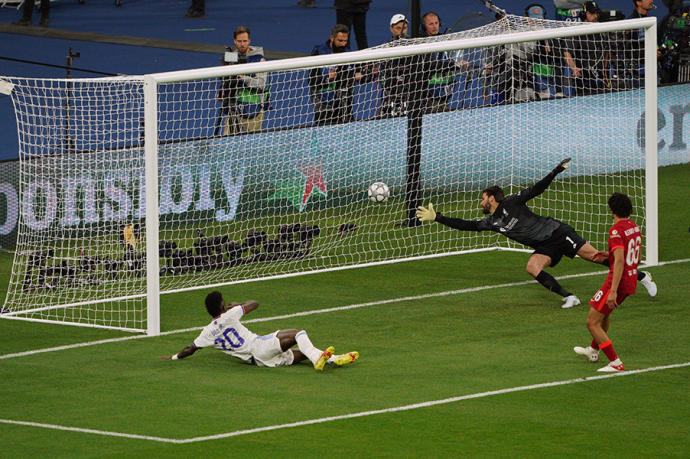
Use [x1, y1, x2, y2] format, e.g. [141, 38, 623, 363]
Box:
[1, 361, 688, 444]
[1, 257, 688, 361]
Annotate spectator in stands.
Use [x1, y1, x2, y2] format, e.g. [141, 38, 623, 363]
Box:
[388, 13, 408, 40]
[378, 14, 437, 117]
[483, 14, 545, 103]
[562, 1, 611, 95]
[13, 0, 50, 27]
[308, 24, 372, 125]
[216, 27, 268, 135]
[526, 4, 561, 98]
[420, 11, 468, 113]
[421, 11, 443, 36]
[185, 0, 205, 18]
[335, 0, 372, 50]
[631, 0, 656, 18]
[379, 14, 412, 117]
[625, 0, 655, 86]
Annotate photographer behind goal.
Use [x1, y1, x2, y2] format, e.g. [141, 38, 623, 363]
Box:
[216, 26, 268, 135]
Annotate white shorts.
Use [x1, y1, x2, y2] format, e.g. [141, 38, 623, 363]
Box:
[251, 331, 295, 367]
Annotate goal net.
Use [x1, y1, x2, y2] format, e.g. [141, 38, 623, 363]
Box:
[0, 15, 657, 333]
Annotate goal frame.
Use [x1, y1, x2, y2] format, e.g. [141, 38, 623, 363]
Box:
[4, 17, 658, 335]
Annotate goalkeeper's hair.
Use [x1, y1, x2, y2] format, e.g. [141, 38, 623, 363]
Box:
[608, 192, 633, 218]
[205, 291, 224, 317]
[482, 185, 505, 203]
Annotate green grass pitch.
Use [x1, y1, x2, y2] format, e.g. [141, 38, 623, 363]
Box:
[0, 164, 688, 457]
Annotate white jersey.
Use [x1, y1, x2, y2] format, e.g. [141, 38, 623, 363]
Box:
[193, 306, 258, 363]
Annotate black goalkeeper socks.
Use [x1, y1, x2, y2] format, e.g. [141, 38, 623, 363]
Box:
[535, 271, 572, 297]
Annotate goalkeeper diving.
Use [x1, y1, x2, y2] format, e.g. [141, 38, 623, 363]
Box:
[416, 159, 657, 308]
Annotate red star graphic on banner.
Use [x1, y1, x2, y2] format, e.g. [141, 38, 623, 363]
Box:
[298, 163, 327, 211]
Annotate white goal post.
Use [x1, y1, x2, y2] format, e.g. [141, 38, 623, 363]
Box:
[1, 16, 658, 335]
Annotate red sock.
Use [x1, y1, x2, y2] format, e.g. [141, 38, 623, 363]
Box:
[599, 340, 618, 362]
[590, 339, 599, 350]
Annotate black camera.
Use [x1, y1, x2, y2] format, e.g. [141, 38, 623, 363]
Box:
[597, 9, 626, 22]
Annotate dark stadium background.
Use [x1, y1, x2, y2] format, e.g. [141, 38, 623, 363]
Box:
[0, 0, 669, 161]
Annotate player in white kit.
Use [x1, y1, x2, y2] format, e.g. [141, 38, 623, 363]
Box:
[160, 291, 359, 371]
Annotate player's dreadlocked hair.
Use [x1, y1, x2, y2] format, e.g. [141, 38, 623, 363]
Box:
[205, 291, 224, 317]
[482, 185, 505, 203]
[608, 192, 633, 218]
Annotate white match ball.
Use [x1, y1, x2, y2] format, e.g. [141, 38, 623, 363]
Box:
[368, 182, 390, 203]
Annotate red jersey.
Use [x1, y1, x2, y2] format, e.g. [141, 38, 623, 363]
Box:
[606, 218, 641, 295]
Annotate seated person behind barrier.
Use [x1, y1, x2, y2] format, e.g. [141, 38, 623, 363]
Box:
[216, 26, 268, 135]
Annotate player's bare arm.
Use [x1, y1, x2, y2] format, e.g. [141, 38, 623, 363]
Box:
[606, 247, 625, 308]
[238, 300, 259, 314]
[160, 343, 198, 360]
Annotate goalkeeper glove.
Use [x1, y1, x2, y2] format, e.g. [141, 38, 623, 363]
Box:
[554, 158, 571, 174]
[416, 203, 437, 222]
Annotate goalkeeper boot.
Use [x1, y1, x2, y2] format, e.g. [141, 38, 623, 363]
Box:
[561, 295, 581, 309]
[333, 351, 359, 366]
[574, 346, 599, 362]
[639, 271, 657, 297]
[597, 358, 625, 372]
[314, 346, 334, 371]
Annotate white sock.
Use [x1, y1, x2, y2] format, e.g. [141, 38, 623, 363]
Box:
[295, 330, 322, 364]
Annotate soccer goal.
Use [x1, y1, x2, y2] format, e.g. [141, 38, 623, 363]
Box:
[0, 15, 658, 334]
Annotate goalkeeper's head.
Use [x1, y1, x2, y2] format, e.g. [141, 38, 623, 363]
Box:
[205, 291, 226, 317]
[480, 185, 504, 215]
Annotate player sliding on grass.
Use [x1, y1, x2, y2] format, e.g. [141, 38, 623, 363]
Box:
[160, 291, 359, 371]
[416, 159, 657, 308]
[574, 193, 646, 372]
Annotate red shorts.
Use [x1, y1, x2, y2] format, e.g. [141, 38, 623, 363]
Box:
[589, 279, 631, 315]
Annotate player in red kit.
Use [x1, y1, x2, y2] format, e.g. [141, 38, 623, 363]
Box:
[574, 192, 645, 372]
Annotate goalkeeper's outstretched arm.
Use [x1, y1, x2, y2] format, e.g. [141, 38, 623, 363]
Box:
[516, 158, 571, 204]
[416, 203, 485, 231]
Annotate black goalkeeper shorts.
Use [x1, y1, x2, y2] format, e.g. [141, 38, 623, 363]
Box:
[532, 222, 586, 267]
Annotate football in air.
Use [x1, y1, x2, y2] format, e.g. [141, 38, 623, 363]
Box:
[368, 182, 390, 203]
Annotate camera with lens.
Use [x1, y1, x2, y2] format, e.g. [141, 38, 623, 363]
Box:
[660, 0, 690, 82]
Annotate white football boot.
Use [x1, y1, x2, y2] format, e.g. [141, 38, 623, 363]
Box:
[573, 346, 600, 362]
[639, 271, 657, 297]
[597, 358, 625, 372]
[561, 295, 581, 309]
